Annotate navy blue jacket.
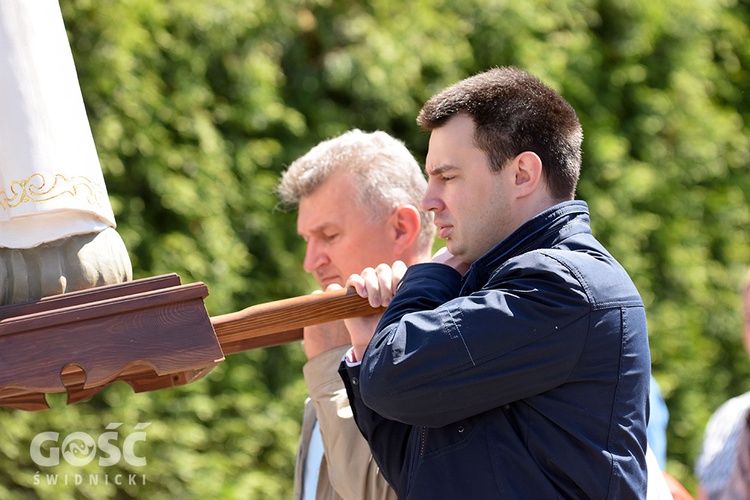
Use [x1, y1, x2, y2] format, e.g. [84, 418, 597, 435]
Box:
[340, 201, 650, 499]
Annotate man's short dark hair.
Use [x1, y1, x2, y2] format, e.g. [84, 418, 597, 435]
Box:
[417, 67, 583, 200]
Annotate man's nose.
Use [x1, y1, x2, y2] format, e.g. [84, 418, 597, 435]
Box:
[420, 183, 442, 213]
[303, 240, 328, 273]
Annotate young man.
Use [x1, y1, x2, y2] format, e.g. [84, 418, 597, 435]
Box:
[276, 129, 434, 499]
[340, 67, 652, 498]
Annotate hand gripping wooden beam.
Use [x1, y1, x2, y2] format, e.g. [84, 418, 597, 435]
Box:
[0, 274, 381, 411]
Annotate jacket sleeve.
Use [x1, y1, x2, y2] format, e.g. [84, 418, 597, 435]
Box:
[359, 257, 592, 428]
[304, 346, 398, 500]
[339, 359, 415, 499]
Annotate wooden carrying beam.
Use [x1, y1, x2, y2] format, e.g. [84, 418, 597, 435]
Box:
[212, 288, 381, 354]
[0, 274, 380, 411]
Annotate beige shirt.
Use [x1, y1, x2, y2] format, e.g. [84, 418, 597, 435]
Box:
[294, 346, 397, 500]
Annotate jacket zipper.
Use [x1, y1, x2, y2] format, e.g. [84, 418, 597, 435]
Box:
[420, 426, 427, 456]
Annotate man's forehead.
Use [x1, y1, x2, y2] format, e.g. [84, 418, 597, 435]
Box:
[296, 199, 358, 235]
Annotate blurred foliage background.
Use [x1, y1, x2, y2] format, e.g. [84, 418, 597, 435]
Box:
[1, 0, 749, 497]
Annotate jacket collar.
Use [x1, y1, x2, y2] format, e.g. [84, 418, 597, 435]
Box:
[461, 200, 591, 292]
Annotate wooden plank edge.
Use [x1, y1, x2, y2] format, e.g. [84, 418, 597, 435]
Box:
[0, 282, 209, 337]
[0, 273, 183, 320]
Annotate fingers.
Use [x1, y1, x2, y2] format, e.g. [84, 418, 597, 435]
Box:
[367, 264, 391, 308]
[345, 273, 368, 297]
[345, 261, 408, 308]
[356, 266, 384, 308]
[431, 246, 471, 275]
[311, 283, 343, 296]
[342, 261, 406, 359]
[431, 246, 454, 264]
[392, 260, 407, 287]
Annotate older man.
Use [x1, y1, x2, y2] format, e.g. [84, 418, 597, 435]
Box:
[277, 129, 434, 499]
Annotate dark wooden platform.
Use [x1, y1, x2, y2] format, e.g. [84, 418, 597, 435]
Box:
[0, 274, 382, 411]
[0, 274, 223, 411]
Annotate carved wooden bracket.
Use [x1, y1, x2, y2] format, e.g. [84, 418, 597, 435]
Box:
[0, 274, 381, 411]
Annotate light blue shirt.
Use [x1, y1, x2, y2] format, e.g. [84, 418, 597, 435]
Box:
[303, 419, 325, 499]
[648, 376, 669, 469]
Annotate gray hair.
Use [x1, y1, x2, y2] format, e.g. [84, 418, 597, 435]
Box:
[277, 129, 434, 253]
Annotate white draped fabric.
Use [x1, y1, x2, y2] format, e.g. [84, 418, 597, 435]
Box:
[0, 0, 115, 248]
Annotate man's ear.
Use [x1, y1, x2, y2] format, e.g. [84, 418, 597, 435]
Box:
[513, 151, 543, 198]
[390, 204, 420, 254]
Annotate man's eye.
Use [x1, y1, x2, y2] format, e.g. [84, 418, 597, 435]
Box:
[441, 175, 455, 182]
[323, 233, 339, 242]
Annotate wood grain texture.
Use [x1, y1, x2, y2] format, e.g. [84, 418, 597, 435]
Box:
[212, 287, 381, 353]
[0, 276, 382, 411]
[0, 275, 223, 410]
